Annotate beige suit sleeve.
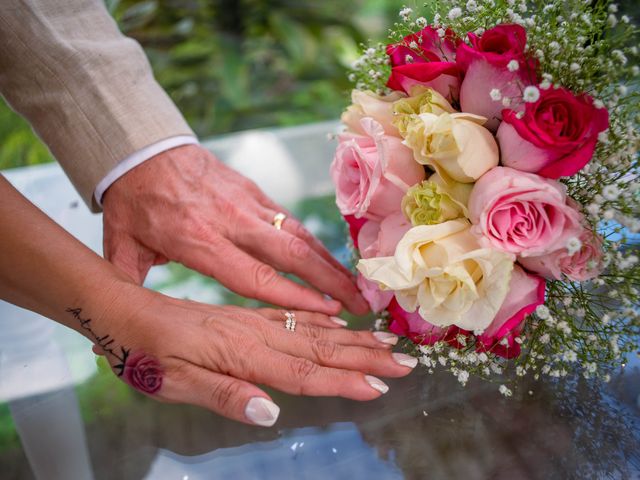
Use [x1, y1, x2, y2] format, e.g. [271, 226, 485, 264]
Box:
[0, 0, 195, 211]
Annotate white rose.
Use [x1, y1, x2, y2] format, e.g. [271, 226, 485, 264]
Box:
[402, 112, 499, 183]
[342, 90, 405, 137]
[357, 219, 514, 330]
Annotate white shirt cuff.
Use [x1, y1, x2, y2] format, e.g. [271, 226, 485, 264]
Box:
[94, 135, 199, 207]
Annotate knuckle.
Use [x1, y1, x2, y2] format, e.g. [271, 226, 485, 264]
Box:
[210, 378, 243, 411]
[288, 237, 310, 261]
[216, 198, 239, 222]
[293, 221, 312, 241]
[185, 214, 210, 242]
[251, 263, 278, 290]
[202, 233, 227, 254]
[302, 324, 324, 340]
[311, 340, 339, 364]
[363, 347, 384, 362]
[200, 315, 219, 331]
[290, 358, 319, 383]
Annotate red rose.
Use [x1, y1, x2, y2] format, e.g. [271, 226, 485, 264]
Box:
[386, 26, 461, 102]
[457, 24, 531, 69]
[387, 298, 468, 348]
[387, 62, 461, 103]
[497, 87, 609, 178]
[456, 24, 538, 130]
[343, 214, 368, 249]
[476, 266, 546, 359]
[123, 352, 163, 394]
[386, 26, 458, 66]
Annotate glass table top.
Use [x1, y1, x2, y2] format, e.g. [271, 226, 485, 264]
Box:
[1, 122, 639, 480]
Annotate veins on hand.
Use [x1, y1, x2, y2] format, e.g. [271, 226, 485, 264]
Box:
[66, 307, 130, 376]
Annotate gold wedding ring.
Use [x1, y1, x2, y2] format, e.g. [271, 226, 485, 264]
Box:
[272, 212, 287, 230]
[284, 311, 297, 332]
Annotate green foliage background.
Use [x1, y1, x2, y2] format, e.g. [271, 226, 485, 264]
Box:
[0, 0, 404, 170]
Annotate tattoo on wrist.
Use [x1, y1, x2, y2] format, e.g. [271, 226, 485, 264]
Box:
[66, 307, 130, 376]
[66, 307, 163, 394]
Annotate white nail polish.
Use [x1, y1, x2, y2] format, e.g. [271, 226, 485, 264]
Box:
[245, 397, 280, 427]
[373, 331, 398, 345]
[365, 375, 389, 394]
[392, 352, 418, 369]
[331, 316, 348, 327]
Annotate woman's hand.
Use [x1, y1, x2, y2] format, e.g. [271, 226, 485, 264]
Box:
[88, 286, 417, 427]
[1, 175, 412, 428]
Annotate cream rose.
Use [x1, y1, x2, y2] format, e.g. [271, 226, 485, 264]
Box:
[357, 219, 514, 330]
[342, 90, 405, 137]
[401, 172, 472, 226]
[402, 112, 499, 183]
[392, 86, 455, 138]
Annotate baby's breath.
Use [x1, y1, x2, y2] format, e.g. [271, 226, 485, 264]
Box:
[348, 0, 640, 393]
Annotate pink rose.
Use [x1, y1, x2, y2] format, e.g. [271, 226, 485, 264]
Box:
[331, 118, 426, 221]
[357, 273, 393, 313]
[356, 214, 410, 313]
[497, 87, 609, 178]
[357, 212, 411, 259]
[477, 266, 546, 359]
[386, 26, 459, 66]
[387, 298, 468, 348]
[123, 352, 163, 394]
[456, 24, 538, 130]
[519, 228, 604, 281]
[469, 167, 582, 257]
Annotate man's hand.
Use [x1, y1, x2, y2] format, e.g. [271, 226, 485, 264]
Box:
[102, 145, 368, 315]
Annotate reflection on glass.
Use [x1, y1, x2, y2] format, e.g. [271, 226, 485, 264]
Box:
[0, 128, 638, 480]
[144, 423, 403, 480]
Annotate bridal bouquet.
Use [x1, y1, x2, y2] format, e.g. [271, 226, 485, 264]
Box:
[331, 0, 639, 392]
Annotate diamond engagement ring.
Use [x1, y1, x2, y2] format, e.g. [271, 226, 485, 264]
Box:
[284, 311, 296, 332]
[272, 212, 287, 230]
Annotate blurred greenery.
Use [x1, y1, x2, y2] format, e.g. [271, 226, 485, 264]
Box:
[1, 0, 638, 170]
[0, 0, 404, 170]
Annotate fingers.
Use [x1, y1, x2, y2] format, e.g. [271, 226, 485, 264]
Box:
[233, 344, 390, 401]
[294, 321, 399, 350]
[280, 215, 355, 280]
[259, 207, 358, 282]
[258, 309, 395, 349]
[180, 235, 342, 315]
[162, 362, 280, 427]
[104, 234, 155, 285]
[255, 308, 347, 329]
[258, 322, 415, 378]
[235, 216, 369, 315]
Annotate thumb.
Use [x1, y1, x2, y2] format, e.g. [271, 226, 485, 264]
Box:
[104, 234, 156, 285]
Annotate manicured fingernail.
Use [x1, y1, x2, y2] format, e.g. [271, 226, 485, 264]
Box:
[365, 375, 389, 394]
[331, 316, 348, 327]
[392, 352, 418, 369]
[245, 397, 280, 427]
[373, 331, 398, 345]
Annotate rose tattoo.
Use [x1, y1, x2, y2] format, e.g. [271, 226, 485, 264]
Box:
[122, 352, 163, 394]
[67, 307, 162, 394]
